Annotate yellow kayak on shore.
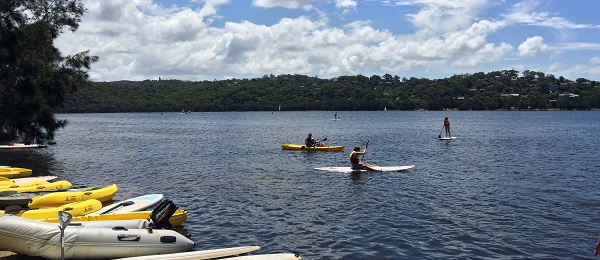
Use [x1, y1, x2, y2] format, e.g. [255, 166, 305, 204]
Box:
[1, 199, 103, 219]
[27, 183, 118, 208]
[0, 180, 72, 193]
[0, 167, 32, 173]
[0, 168, 32, 179]
[282, 144, 345, 152]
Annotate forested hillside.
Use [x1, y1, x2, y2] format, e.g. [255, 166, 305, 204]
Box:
[58, 70, 600, 113]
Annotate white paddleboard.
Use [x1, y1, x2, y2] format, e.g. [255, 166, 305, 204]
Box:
[315, 165, 415, 173]
[115, 246, 261, 260]
[220, 253, 302, 260]
[92, 194, 164, 215]
[10, 176, 58, 185]
[438, 137, 457, 140]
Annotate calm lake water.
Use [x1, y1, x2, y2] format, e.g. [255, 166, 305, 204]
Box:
[2, 111, 600, 259]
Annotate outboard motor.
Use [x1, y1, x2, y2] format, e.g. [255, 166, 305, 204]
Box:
[149, 199, 178, 229]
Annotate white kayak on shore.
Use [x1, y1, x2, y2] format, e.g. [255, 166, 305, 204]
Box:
[92, 194, 164, 215]
[0, 176, 58, 185]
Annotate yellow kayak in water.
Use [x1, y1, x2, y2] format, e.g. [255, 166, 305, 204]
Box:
[281, 144, 345, 152]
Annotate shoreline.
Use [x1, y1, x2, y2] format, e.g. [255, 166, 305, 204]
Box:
[0, 251, 42, 259]
[0, 252, 15, 257]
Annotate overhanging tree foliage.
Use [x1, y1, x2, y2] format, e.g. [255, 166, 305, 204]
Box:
[0, 0, 97, 143]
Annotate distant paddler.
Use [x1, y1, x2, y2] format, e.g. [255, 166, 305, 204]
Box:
[444, 117, 451, 138]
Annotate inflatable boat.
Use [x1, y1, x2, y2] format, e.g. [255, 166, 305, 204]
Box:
[0, 201, 194, 259]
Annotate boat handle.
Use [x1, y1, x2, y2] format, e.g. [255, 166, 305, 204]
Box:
[112, 226, 128, 231]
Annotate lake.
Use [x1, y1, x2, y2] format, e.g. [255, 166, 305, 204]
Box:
[2, 111, 599, 259]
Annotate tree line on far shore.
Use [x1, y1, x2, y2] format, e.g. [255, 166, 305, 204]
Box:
[58, 70, 600, 113]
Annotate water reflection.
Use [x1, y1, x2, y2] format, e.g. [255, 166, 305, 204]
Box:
[0, 148, 58, 176]
[349, 171, 362, 181]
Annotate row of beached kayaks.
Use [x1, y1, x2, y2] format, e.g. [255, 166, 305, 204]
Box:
[0, 167, 302, 260]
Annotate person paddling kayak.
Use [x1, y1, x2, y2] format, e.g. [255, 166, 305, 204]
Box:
[350, 146, 378, 171]
[305, 133, 324, 147]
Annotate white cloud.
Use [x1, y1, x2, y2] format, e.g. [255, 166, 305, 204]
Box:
[550, 43, 600, 52]
[198, 0, 230, 17]
[518, 36, 547, 57]
[58, 0, 514, 81]
[52, 0, 600, 81]
[335, 0, 357, 9]
[591, 57, 600, 65]
[402, 0, 489, 33]
[503, 0, 600, 29]
[252, 0, 313, 9]
[451, 42, 513, 68]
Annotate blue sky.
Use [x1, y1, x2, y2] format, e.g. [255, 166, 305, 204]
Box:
[55, 0, 600, 81]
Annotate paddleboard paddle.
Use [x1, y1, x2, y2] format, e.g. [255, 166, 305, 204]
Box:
[361, 140, 369, 161]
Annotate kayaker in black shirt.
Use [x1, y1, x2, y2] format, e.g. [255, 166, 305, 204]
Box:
[305, 133, 322, 147]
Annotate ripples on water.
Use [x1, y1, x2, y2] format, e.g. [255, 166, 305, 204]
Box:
[2, 111, 600, 259]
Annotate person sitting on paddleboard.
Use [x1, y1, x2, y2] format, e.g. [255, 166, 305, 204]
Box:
[350, 146, 377, 171]
[305, 133, 322, 147]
